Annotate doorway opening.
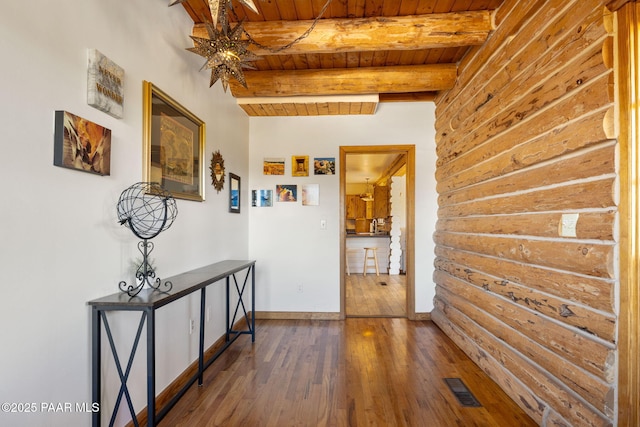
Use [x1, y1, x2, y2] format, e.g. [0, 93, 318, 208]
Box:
[339, 145, 416, 320]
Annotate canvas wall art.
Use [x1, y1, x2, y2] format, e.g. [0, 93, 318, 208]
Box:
[252, 190, 273, 207]
[302, 184, 319, 206]
[53, 111, 111, 175]
[292, 155, 309, 176]
[276, 185, 297, 202]
[87, 49, 124, 119]
[314, 157, 335, 175]
[263, 158, 285, 175]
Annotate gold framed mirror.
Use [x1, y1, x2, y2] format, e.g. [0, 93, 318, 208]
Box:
[210, 150, 225, 193]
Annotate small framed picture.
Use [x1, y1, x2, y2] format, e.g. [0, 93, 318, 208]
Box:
[302, 184, 319, 206]
[276, 184, 297, 202]
[229, 173, 240, 213]
[292, 155, 309, 176]
[263, 158, 285, 175]
[252, 189, 273, 207]
[314, 157, 335, 175]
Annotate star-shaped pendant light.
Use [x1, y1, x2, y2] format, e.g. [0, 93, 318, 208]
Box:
[187, 17, 260, 92]
[170, 0, 331, 91]
[171, 0, 262, 92]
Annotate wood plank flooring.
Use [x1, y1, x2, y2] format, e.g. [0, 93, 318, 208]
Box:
[159, 318, 537, 427]
[346, 273, 406, 317]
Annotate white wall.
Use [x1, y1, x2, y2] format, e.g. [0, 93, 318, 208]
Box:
[0, 1, 249, 426]
[248, 103, 438, 314]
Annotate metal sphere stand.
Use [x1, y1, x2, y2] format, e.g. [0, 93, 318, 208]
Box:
[116, 182, 178, 297]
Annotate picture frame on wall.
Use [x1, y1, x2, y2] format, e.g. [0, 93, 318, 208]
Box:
[53, 110, 112, 175]
[142, 81, 205, 201]
[302, 184, 319, 206]
[229, 173, 240, 213]
[251, 189, 273, 207]
[276, 184, 297, 202]
[314, 157, 335, 175]
[263, 158, 285, 175]
[292, 155, 309, 176]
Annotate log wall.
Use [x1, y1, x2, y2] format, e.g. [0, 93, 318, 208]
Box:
[432, 1, 618, 426]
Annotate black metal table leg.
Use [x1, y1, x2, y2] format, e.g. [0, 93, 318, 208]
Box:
[225, 276, 230, 342]
[146, 309, 155, 427]
[198, 287, 206, 386]
[251, 265, 255, 342]
[92, 307, 101, 427]
[102, 311, 146, 427]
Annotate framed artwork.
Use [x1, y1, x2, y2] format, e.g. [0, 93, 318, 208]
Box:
[263, 158, 285, 175]
[143, 81, 205, 201]
[276, 184, 297, 202]
[314, 157, 335, 175]
[252, 190, 273, 207]
[229, 173, 240, 213]
[302, 184, 319, 206]
[292, 155, 309, 176]
[53, 110, 111, 175]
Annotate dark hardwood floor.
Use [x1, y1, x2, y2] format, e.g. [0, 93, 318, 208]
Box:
[159, 318, 537, 426]
[346, 273, 406, 317]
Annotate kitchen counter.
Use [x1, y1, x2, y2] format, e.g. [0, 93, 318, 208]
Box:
[346, 232, 390, 237]
[345, 234, 390, 274]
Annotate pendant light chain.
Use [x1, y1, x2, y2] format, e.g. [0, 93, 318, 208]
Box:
[230, 0, 333, 54]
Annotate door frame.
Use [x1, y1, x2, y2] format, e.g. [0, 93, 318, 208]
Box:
[616, 3, 640, 425]
[339, 145, 416, 320]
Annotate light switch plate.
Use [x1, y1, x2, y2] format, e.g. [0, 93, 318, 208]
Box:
[559, 213, 579, 237]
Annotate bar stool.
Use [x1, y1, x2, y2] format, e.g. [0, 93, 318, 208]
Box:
[363, 247, 379, 276]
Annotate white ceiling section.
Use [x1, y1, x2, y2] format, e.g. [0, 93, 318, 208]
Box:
[345, 152, 402, 184]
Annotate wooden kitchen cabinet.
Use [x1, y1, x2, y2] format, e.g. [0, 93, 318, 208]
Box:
[346, 195, 366, 219]
[373, 185, 390, 218]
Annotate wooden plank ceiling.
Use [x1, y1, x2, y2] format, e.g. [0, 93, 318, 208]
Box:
[177, 0, 503, 116]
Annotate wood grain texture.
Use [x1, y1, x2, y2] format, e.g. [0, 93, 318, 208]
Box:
[434, 245, 615, 313]
[434, 230, 615, 279]
[158, 318, 538, 427]
[345, 273, 405, 317]
[615, 4, 640, 425]
[436, 210, 616, 241]
[179, 0, 503, 114]
[433, 1, 618, 425]
[434, 258, 616, 342]
[192, 12, 493, 55]
[432, 304, 614, 426]
[229, 64, 458, 97]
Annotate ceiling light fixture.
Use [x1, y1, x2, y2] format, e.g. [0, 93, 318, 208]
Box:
[361, 178, 374, 202]
[170, 0, 332, 92]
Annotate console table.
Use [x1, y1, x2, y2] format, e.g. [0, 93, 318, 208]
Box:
[88, 260, 256, 427]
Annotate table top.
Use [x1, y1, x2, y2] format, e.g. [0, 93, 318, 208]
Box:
[88, 260, 255, 310]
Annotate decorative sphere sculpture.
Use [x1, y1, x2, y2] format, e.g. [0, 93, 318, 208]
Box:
[117, 182, 178, 239]
[116, 182, 178, 296]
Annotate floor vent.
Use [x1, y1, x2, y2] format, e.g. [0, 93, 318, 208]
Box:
[444, 378, 482, 407]
[379, 281, 387, 286]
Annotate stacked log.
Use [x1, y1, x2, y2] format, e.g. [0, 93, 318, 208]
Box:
[432, 0, 618, 425]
